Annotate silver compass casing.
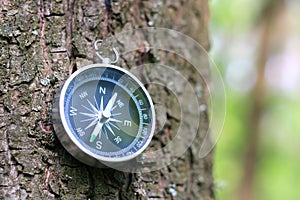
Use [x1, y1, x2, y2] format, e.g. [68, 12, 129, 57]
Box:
[52, 63, 155, 168]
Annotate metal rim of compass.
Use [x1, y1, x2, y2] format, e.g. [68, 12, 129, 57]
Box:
[58, 63, 156, 163]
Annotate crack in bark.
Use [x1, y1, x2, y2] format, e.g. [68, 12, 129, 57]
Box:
[1, 127, 21, 198]
[38, 0, 56, 121]
[124, 172, 133, 192]
[64, 0, 76, 75]
[87, 166, 95, 199]
[42, 166, 60, 198]
[38, 0, 52, 78]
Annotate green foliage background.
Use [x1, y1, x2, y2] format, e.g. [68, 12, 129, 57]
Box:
[211, 0, 300, 199]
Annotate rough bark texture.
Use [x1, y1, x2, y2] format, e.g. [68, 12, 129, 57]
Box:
[0, 0, 213, 199]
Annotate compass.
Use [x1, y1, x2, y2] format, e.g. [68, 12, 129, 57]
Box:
[53, 63, 155, 166]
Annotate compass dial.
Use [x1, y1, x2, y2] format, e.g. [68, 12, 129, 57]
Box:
[57, 64, 155, 163]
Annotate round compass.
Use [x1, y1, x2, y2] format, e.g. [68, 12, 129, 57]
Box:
[53, 64, 155, 166]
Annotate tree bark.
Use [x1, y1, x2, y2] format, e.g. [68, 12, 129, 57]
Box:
[0, 0, 213, 199]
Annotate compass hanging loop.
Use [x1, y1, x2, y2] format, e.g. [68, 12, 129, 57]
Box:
[94, 40, 119, 64]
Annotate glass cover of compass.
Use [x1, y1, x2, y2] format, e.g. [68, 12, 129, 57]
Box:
[56, 64, 155, 163]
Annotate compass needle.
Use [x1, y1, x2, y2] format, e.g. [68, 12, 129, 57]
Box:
[90, 122, 103, 143]
[104, 93, 118, 113]
[100, 96, 104, 111]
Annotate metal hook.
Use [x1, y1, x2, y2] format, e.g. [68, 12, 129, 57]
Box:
[94, 40, 119, 64]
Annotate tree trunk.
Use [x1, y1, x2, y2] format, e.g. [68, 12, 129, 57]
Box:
[0, 0, 213, 199]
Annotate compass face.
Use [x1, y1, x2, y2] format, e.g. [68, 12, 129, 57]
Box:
[59, 64, 155, 163]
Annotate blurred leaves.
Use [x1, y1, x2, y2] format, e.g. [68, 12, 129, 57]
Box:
[211, 0, 300, 199]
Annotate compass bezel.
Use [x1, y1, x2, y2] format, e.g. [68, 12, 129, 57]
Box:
[58, 63, 155, 163]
